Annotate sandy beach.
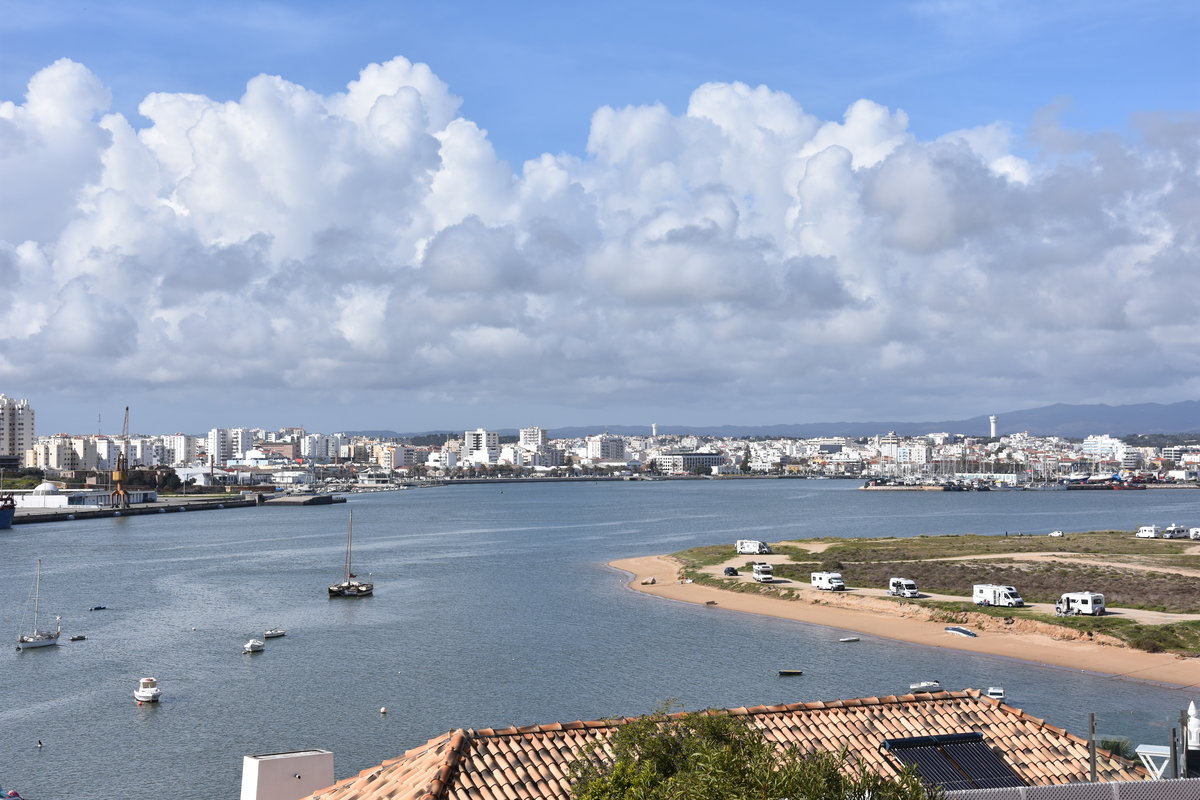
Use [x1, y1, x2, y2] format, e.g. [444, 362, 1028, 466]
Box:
[610, 554, 1200, 689]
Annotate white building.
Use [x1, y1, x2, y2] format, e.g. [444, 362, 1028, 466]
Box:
[0, 394, 35, 466]
[1081, 434, 1126, 461]
[519, 426, 548, 451]
[657, 452, 726, 474]
[166, 434, 199, 466]
[462, 429, 500, 465]
[207, 428, 233, 466]
[586, 433, 626, 462]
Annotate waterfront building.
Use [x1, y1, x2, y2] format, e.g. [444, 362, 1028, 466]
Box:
[657, 451, 726, 474]
[0, 394, 35, 467]
[166, 433, 198, 466]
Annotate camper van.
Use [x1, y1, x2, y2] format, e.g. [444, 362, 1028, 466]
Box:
[887, 577, 919, 598]
[736, 539, 773, 555]
[811, 572, 846, 591]
[1055, 592, 1106, 616]
[972, 584, 1024, 607]
[752, 563, 774, 583]
[1136, 525, 1161, 539]
[1162, 524, 1189, 539]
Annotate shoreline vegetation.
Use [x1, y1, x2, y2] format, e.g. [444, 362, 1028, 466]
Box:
[610, 530, 1200, 690]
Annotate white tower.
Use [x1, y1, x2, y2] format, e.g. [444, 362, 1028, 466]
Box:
[651, 423, 657, 437]
[989, 415, 997, 438]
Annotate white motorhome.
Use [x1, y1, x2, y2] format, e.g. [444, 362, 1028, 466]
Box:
[1162, 524, 1188, 539]
[1135, 525, 1161, 538]
[1190, 528, 1200, 540]
[887, 577, 919, 598]
[811, 572, 846, 591]
[752, 563, 774, 583]
[973, 584, 1024, 607]
[736, 539, 773, 555]
[1055, 592, 1106, 616]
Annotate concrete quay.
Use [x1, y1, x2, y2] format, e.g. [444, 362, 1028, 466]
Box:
[10, 496, 259, 525]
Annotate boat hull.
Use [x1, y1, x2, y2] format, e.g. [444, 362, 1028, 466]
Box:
[133, 691, 162, 702]
[16, 633, 59, 650]
[329, 582, 373, 597]
[0, 505, 14, 530]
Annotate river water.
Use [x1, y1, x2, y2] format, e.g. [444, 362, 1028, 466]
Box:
[2, 480, 1199, 799]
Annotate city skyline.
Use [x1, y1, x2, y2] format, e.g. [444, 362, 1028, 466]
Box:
[2, 2, 1199, 434]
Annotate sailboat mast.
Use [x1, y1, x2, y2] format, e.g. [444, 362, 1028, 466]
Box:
[32, 559, 41, 630]
[345, 510, 353, 581]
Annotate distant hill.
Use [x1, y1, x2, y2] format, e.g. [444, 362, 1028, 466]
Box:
[345, 401, 1200, 441]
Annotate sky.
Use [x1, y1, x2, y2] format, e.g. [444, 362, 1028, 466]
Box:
[1, 1, 1198, 435]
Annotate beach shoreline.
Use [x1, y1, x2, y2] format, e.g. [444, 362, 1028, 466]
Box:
[609, 554, 1200, 690]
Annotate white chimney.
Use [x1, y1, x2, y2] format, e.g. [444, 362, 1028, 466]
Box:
[241, 750, 334, 800]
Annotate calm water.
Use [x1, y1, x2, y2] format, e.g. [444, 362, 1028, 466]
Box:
[3, 480, 1200, 799]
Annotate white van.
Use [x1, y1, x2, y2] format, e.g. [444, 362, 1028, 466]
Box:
[811, 572, 846, 591]
[1055, 592, 1106, 616]
[736, 539, 773, 555]
[1190, 528, 1200, 540]
[752, 563, 774, 583]
[887, 577, 919, 598]
[1135, 525, 1160, 539]
[973, 584, 1024, 607]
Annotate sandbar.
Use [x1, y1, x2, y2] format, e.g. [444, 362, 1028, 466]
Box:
[610, 554, 1200, 690]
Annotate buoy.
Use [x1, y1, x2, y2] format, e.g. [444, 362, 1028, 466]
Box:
[37, 740, 43, 748]
[380, 707, 387, 715]
[137, 701, 143, 706]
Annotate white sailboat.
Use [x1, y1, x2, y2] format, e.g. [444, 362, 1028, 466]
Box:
[16, 559, 61, 651]
[328, 510, 373, 597]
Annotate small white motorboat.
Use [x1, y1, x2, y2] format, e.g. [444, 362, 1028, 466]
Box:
[243, 638, 264, 653]
[909, 680, 941, 693]
[985, 686, 1006, 701]
[263, 628, 286, 639]
[838, 637, 860, 642]
[134, 677, 162, 703]
[944, 625, 977, 638]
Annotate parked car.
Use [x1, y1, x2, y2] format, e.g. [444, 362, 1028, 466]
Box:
[723, 566, 739, 576]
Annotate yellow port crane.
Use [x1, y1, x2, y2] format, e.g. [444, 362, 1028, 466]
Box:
[110, 406, 130, 509]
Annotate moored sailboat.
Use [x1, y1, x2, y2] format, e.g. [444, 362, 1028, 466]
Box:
[16, 559, 60, 651]
[329, 510, 373, 597]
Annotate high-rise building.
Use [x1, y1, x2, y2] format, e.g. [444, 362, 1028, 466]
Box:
[462, 429, 499, 465]
[519, 426, 548, 451]
[989, 415, 997, 438]
[587, 433, 626, 462]
[0, 394, 35, 467]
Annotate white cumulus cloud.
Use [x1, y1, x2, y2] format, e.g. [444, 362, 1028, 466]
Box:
[1, 57, 1197, 428]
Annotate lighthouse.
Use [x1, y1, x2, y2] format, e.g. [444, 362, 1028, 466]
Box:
[989, 415, 997, 438]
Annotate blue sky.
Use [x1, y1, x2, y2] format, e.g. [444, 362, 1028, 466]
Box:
[1, 1, 1199, 434]
[5, 1, 1195, 164]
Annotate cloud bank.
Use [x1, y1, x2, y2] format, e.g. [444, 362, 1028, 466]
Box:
[1, 57, 1197, 428]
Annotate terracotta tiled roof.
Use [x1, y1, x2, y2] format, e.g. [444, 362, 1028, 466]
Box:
[306, 690, 1144, 800]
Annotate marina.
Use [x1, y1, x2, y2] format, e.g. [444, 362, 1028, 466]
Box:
[2, 479, 1199, 800]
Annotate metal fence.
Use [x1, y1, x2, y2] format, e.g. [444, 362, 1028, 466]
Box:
[947, 777, 1200, 800]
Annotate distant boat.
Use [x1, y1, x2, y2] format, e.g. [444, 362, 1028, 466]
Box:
[945, 626, 977, 638]
[985, 686, 1006, 701]
[69, 634, 87, 642]
[909, 680, 941, 693]
[134, 677, 162, 703]
[16, 559, 60, 651]
[328, 510, 373, 597]
[243, 639, 264, 653]
[263, 628, 286, 639]
[778, 669, 805, 676]
[839, 637, 860, 642]
[0, 491, 15, 530]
